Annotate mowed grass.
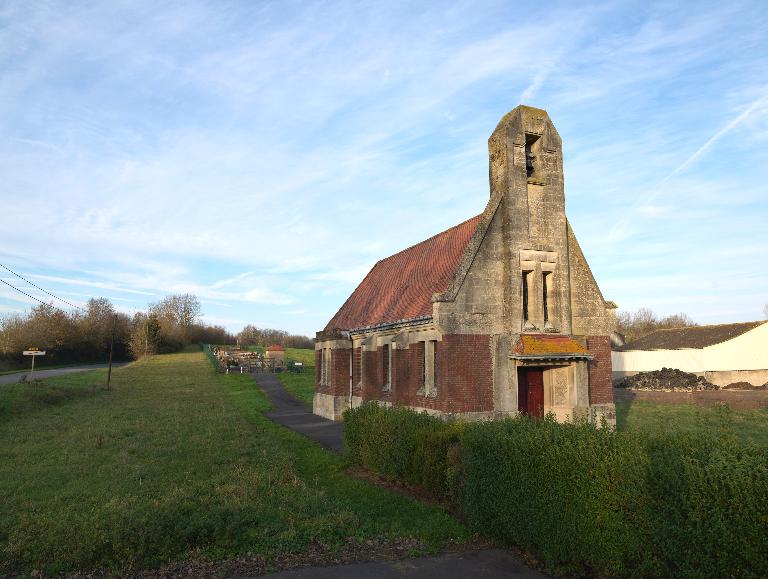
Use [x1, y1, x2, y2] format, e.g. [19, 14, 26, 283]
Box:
[278, 368, 315, 406]
[284, 348, 315, 366]
[616, 400, 768, 446]
[0, 349, 468, 575]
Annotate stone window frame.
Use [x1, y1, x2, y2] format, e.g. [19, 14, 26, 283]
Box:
[323, 347, 331, 387]
[520, 249, 558, 333]
[319, 347, 328, 387]
[417, 339, 438, 398]
[318, 348, 325, 386]
[382, 343, 391, 391]
[359, 343, 365, 390]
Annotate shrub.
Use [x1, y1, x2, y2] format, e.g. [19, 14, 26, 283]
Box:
[459, 416, 649, 576]
[642, 423, 768, 576]
[344, 404, 768, 577]
[344, 403, 460, 498]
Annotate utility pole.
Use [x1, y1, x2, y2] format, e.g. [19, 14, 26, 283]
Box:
[106, 314, 116, 390]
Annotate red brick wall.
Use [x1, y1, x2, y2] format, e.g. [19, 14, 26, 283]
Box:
[393, 341, 424, 407]
[432, 335, 493, 413]
[587, 336, 613, 404]
[362, 349, 382, 401]
[331, 349, 350, 397]
[315, 348, 350, 397]
[355, 335, 493, 414]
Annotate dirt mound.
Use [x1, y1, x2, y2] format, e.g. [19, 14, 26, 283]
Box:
[721, 381, 767, 391]
[617, 368, 718, 392]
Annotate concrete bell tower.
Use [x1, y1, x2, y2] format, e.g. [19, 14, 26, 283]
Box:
[487, 105, 572, 335]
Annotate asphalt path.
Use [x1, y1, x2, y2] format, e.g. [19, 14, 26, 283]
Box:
[252, 371, 345, 454]
[261, 550, 547, 578]
[249, 372, 548, 579]
[0, 363, 128, 385]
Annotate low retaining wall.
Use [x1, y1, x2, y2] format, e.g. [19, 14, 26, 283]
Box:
[613, 388, 768, 410]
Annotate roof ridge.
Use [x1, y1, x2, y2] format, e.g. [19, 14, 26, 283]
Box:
[643, 321, 763, 334]
[323, 213, 482, 331]
[377, 214, 482, 264]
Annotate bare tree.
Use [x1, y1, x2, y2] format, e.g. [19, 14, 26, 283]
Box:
[616, 308, 697, 344]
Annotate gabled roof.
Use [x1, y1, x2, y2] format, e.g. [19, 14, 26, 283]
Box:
[325, 215, 482, 331]
[617, 321, 765, 351]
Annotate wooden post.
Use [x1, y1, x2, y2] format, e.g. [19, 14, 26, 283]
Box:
[106, 314, 116, 390]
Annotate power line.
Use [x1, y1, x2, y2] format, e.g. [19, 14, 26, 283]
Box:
[0, 263, 85, 312]
[0, 277, 56, 308]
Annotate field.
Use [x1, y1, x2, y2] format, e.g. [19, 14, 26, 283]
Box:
[0, 349, 468, 576]
[616, 400, 768, 446]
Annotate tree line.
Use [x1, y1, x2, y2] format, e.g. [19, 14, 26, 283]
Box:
[0, 294, 234, 371]
[615, 307, 697, 344]
[236, 324, 314, 350]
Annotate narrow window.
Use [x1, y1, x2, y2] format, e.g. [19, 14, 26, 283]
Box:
[522, 271, 531, 322]
[420, 340, 437, 396]
[360, 345, 365, 388]
[321, 348, 327, 386]
[382, 344, 390, 389]
[431, 340, 438, 393]
[421, 341, 427, 390]
[542, 272, 549, 324]
[319, 349, 324, 386]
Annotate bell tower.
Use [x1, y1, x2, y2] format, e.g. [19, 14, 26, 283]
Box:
[487, 105, 571, 335]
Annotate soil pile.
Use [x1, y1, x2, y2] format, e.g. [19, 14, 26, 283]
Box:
[617, 368, 718, 391]
[721, 381, 767, 391]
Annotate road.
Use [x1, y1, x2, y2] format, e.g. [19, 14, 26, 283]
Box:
[0, 363, 128, 385]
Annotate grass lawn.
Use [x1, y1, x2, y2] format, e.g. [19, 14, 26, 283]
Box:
[284, 348, 315, 366]
[278, 367, 315, 406]
[0, 349, 469, 576]
[616, 400, 768, 446]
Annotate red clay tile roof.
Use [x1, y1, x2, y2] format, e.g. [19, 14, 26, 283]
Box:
[513, 335, 589, 356]
[325, 215, 482, 331]
[266, 345, 285, 352]
[617, 321, 765, 351]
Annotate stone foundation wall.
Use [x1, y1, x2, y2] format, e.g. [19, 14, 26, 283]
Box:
[313, 392, 348, 421]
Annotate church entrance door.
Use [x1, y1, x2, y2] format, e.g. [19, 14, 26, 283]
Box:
[517, 368, 544, 418]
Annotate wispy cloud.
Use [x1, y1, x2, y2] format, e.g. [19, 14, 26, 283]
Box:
[1, 0, 766, 332]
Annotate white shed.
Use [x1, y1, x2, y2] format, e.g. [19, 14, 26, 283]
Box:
[612, 321, 768, 387]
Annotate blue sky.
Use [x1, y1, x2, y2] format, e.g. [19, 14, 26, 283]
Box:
[1, 0, 767, 336]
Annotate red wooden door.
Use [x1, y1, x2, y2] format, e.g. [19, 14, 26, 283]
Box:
[526, 369, 544, 418]
[517, 368, 544, 418]
[517, 369, 529, 414]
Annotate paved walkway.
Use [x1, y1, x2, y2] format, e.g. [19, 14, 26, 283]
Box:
[252, 372, 345, 454]
[0, 363, 127, 385]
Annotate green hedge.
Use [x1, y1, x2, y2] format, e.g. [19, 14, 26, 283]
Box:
[344, 403, 768, 577]
[344, 403, 462, 497]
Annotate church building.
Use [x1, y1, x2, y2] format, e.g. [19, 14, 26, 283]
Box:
[314, 105, 617, 427]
